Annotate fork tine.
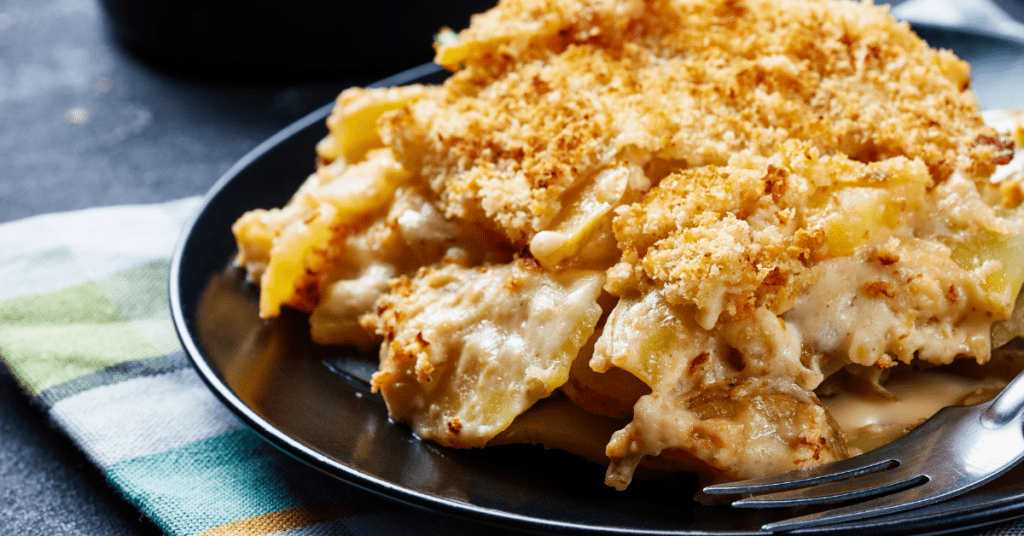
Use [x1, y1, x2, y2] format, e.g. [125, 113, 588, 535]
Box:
[761, 478, 948, 531]
[702, 455, 899, 495]
[732, 469, 927, 508]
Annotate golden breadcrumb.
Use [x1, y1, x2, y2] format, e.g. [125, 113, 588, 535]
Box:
[381, 0, 1000, 246]
[608, 140, 933, 325]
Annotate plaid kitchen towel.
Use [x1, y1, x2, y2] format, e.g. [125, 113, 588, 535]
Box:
[0, 198, 506, 536]
[4, 198, 1024, 536]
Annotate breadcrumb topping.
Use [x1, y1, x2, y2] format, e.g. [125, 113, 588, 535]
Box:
[608, 140, 933, 326]
[381, 0, 998, 246]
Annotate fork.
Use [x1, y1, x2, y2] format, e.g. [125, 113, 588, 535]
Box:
[702, 369, 1024, 532]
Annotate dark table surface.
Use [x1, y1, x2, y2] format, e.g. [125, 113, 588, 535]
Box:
[1, 0, 1023, 534]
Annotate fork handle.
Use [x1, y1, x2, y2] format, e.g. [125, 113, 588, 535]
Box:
[982, 370, 1024, 427]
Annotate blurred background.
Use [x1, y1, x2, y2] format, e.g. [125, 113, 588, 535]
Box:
[0, 0, 497, 224]
[0, 0, 1020, 534]
[98, 0, 495, 77]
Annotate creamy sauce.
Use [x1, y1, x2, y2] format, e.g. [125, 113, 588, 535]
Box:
[820, 370, 999, 431]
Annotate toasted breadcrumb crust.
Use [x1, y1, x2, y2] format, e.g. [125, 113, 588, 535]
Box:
[608, 141, 933, 325]
[381, 0, 1000, 246]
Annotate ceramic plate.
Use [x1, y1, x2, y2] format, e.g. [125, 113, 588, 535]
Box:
[170, 30, 1024, 535]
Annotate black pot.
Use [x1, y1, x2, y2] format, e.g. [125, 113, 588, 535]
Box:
[99, 0, 496, 79]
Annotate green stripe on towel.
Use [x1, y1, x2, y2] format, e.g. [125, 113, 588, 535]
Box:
[0, 279, 122, 326]
[0, 322, 164, 394]
[0, 260, 179, 395]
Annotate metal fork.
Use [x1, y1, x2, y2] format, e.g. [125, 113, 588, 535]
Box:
[702, 370, 1024, 532]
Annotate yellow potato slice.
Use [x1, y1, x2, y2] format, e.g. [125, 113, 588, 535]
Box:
[370, 259, 605, 447]
[317, 85, 438, 165]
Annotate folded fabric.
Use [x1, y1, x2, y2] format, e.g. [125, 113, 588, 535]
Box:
[0, 199, 503, 536]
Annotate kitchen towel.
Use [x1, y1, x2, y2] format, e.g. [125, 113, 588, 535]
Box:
[0, 198, 505, 536]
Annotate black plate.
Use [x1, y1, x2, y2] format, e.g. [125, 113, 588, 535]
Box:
[170, 30, 1024, 535]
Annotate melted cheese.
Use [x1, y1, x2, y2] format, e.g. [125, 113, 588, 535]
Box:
[822, 370, 998, 431]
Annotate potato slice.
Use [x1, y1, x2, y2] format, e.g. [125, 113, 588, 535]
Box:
[370, 260, 604, 447]
[529, 162, 649, 269]
[605, 378, 847, 489]
[316, 85, 438, 165]
[257, 149, 411, 318]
